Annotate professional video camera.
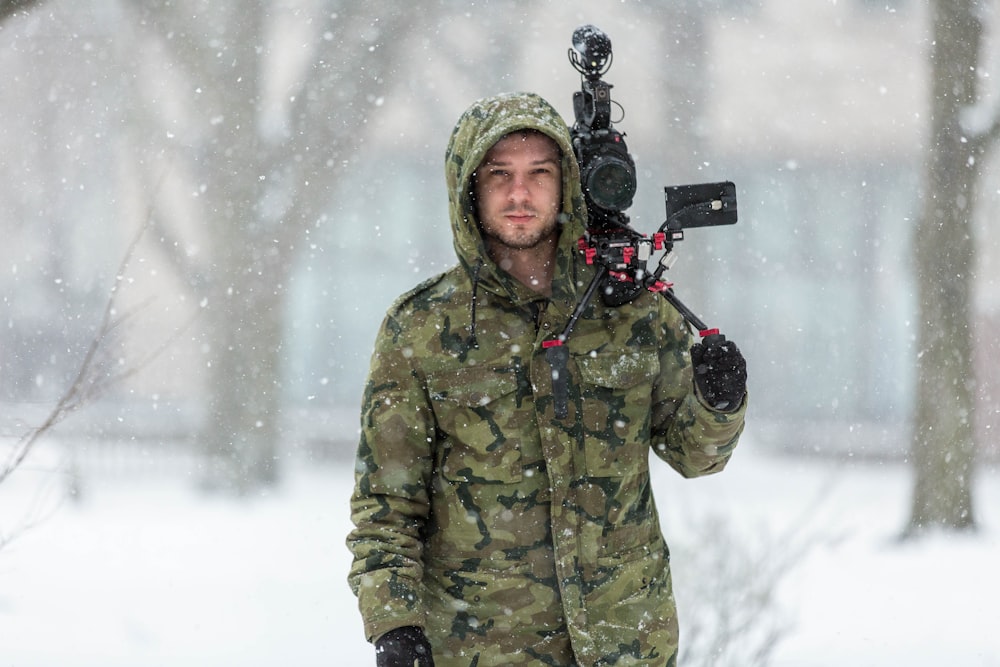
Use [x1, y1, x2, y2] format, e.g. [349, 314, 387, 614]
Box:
[544, 25, 740, 417]
[567, 23, 737, 312]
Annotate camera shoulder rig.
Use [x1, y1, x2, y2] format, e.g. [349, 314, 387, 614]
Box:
[543, 25, 740, 418]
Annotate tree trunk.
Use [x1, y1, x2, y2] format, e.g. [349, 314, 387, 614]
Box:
[200, 265, 288, 492]
[176, 1, 418, 492]
[907, 0, 983, 535]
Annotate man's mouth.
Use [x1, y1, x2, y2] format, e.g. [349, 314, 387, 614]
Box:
[505, 211, 535, 224]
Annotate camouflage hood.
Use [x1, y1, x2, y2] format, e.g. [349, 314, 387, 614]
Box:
[443, 92, 588, 305]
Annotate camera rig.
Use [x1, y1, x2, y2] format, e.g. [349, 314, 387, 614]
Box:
[544, 25, 739, 418]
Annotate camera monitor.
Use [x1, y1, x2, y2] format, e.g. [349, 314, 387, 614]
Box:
[664, 181, 738, 229]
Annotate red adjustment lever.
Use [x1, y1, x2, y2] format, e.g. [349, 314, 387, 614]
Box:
[608, 270, 635, 284]
[648, 280, 673, 293]
[699, 328, 720, 338]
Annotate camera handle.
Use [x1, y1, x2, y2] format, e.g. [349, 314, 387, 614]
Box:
[543, 264, 608, 419]
[542, 263, 725, 419]
[658, 287, 728, 347]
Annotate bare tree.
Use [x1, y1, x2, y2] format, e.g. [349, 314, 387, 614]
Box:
[120, 1, 472, 492]
[1, 221, 189, 551]
[907, 0, 1000, 536]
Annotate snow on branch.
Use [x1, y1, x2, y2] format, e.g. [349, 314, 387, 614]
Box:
[960, 99, 1000, 148]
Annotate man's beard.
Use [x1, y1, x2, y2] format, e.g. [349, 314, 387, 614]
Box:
[481, 209, 559, 251]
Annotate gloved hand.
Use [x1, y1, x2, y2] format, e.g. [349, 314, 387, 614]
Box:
[375, 626, 434, 667]
[691, 336, 747, 412]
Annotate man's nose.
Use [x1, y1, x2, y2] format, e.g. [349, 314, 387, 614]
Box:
[508, 175, 530, 202]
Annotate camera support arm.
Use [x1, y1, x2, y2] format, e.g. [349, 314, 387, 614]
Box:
[542, 255, 725, 419]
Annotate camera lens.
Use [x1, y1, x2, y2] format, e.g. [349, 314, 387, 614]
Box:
[585, 155, 636, 211]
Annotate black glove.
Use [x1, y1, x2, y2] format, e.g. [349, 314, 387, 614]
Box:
[691, 335, 747, 412]
[375, 626, 434, 667]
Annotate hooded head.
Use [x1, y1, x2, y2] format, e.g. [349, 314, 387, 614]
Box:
[444, 92, 588, 301]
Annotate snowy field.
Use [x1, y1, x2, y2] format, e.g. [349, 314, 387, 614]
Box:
[1, 433, 998, 666]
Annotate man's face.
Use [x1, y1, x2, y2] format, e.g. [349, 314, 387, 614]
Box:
[473, 131, 562, 253]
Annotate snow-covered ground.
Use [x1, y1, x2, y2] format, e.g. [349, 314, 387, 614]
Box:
[1, 434, 997, 666]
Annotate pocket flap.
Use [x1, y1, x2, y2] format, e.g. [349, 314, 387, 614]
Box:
[576, 351, 659, 389]
[427, 366, 519, 406]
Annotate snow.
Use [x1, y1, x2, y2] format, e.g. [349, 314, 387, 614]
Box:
[1, 437, 998, 666]
[658, 450, 1000, 666]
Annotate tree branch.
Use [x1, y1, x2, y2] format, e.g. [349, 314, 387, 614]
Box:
[0, 224, 141, 484]
[0, 195, 194, 487]
[0, 0, 45, 25]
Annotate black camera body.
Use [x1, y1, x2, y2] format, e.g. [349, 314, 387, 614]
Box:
[572, 119, 636, 215]
[567, 24, 737, 307]
[568, 25, 636, 227]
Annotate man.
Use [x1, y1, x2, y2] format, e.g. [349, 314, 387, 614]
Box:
[347, 91, 747, 667]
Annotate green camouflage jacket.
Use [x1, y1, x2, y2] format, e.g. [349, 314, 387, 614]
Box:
[347, 92, 746, 667]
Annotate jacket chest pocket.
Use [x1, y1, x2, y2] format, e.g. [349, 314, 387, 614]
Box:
[427, 367, 524, 484]
[575, 351, 658, 477]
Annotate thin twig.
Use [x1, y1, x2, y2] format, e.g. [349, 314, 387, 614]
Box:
[0, 185, 174, 484]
